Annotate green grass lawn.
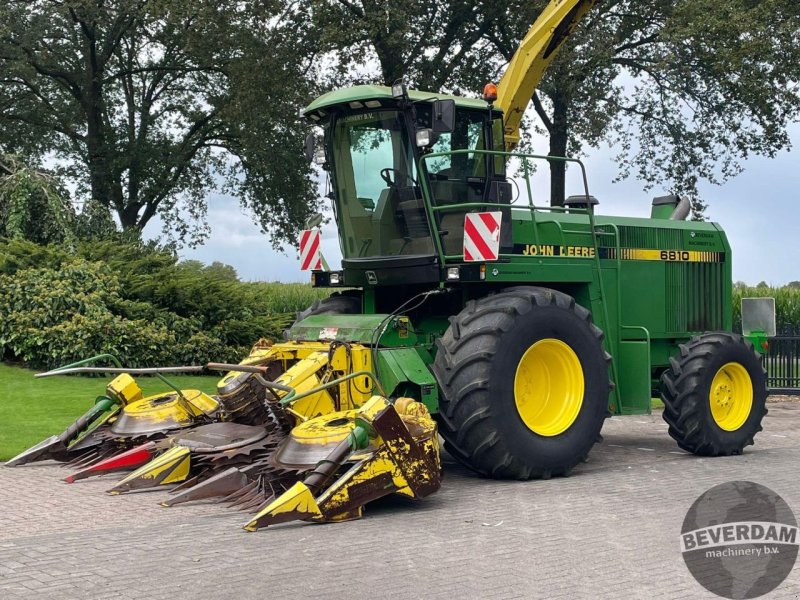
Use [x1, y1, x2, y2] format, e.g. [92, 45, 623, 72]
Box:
[0, 363, 220, 461]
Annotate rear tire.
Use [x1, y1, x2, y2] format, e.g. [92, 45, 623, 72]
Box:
[431, 286, 612, 480]
[660, 332, 767, 456]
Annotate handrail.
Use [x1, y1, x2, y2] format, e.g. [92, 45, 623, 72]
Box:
[417, 147, 620, 407]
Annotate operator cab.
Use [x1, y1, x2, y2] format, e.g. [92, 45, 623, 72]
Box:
[303, 84, 510, 286]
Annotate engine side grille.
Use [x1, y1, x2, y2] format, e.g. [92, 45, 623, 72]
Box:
[665, 262, 725, 333]
[616, 226, 683, 250]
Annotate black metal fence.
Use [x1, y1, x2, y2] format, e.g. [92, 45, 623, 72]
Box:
[766, 330, 800, 394]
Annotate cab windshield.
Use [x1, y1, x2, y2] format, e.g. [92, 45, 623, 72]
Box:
[328, 105, 503, 260]
[331, 110, 433, 259]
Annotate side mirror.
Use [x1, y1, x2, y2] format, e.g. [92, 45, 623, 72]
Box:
[304, 133, 316, 163]
[304, 133, 326, 165]
[432, 99, 455, 134]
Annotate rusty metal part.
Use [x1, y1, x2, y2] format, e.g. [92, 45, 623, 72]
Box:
[106, 422, 282, 495]
[5, 400, 119, 467]
[243, 397, 441, 531]
[5, 435, 68, 467]
[216, 372, 272, 426]
[161, 467, 250, 507]
[172, 423, 267, 453]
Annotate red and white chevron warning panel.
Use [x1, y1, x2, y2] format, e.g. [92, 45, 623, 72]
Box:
[463, 212, 502, 262]
[299, 229, 322, 271]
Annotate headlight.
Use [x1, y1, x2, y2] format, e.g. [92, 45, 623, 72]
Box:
[391, 79, 408, 99]
[416, 128, 434, 148]
[446, 267, 460, 281]
[329, 272, 341, 285]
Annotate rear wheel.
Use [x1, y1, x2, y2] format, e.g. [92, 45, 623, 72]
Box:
[660, 332, 767, 456]
[431, 286, 612, 480]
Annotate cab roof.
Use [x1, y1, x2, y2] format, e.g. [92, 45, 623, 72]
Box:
[303, 84, 491, 119]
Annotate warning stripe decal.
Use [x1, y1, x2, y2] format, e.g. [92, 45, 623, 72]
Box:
[464, 212, 502, 262]
[299, 229, 322, 271]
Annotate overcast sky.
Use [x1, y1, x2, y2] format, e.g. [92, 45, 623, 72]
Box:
[171, 123, 800, 287]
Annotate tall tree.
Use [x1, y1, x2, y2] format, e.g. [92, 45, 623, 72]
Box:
[0, 0, 319, 247]
[311, 0, 498, 90]
[314, 0, 800, 216]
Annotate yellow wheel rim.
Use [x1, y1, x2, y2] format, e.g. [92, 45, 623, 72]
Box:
[709, 362, 753, 431]
[514, 338, 584, 437]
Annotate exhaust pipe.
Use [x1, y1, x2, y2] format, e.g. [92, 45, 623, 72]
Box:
[670, 196, 690, 220]
[651, 194, 690, 220]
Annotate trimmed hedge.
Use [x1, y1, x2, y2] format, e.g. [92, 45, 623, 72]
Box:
[0, 238, 329, 369]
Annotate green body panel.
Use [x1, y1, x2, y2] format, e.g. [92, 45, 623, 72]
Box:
[288, 314, 438, 412]
[616, 342, 651, 415]
[288, 314, 422, 347]
[480, 210, 732, 413]
[317, 206, 733, 416]
[377, 348, 439, 412]
[302, 88, 736, 419]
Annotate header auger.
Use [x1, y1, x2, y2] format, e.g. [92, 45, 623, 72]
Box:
[7, 0, 773, 530]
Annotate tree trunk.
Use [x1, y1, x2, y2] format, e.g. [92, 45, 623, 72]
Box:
[548, 90, 569, 207]
[375, 41, 405, 86]
[79, 18, 130, 231]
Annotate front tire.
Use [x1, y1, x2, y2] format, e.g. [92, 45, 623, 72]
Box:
[660, 332, 767, 456]
[431, 286, 612, 480]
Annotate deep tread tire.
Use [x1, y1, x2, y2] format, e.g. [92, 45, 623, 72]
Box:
[431, 286, 612, 480]
[660, 332, 767, 456]
[294, 292, 361, 322]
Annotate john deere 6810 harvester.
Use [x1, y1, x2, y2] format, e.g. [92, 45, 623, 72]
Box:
[288, 0, 769, 478]
[8, 0, 770, 529]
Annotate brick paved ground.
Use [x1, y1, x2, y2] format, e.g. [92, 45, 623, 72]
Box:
[2, 403, 800, 600]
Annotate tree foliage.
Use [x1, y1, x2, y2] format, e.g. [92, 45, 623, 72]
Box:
[0, 0, 319, 247]
[313, 0, 800, 216]
[0, 154, 76, 243]
[1, 0, 798, 242]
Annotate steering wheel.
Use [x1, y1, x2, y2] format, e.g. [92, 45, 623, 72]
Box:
[380, 168, 417, 187]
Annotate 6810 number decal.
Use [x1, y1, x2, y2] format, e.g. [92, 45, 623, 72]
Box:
[660, 250, 691, 261]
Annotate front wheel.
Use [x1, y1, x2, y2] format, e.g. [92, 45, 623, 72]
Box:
[660, 332, 767, 456]
[431, 286, 612, 480]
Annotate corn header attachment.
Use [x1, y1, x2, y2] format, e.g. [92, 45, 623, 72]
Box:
[245, 395, 440, 530]
[7, 326, 443, 530]
[5, 354, 215, 468]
